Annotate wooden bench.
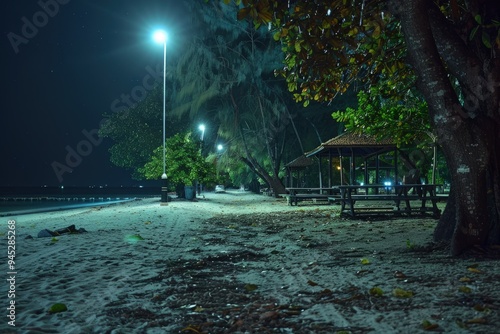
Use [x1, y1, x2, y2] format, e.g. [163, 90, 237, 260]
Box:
[287, 193, 331, 206]
[335, 184, 446, 218]
[332, 195, 444, 217]
[260, 188, 274, 196]
[284, 187, 339, 206]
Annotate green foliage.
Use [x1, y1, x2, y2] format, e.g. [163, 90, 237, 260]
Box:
[99, 87, 189, 179]
[226, 0, 500, 113]
[227, 0, 411, 102]
[221, 0, 500, 255]
[99, 88, 162, 178]
[139, 132, 217, 187]
[173, 1, 329, 192]
[332, 85, 430, 147]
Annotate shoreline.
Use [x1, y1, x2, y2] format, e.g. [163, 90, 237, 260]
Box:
[0, 198, 139, 218]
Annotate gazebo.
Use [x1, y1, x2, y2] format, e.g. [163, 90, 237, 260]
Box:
[305, 132, 398, 187]
[284, 155, 315, 188]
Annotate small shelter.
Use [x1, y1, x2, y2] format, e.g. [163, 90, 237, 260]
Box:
[284, 155, 315, 188]
[305, 132, 398, 187]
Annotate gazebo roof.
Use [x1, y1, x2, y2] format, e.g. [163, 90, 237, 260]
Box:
[305, 131, 396, 158]
[285, 155, 315, 169]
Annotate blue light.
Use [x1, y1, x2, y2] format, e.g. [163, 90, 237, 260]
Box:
[153, 30, 167, 44]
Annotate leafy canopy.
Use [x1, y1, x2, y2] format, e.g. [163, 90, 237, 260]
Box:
[99, 86, 189, 179]
[139, 132, 216, 186]
[233, 0, 409, 106]
[226, 0, 500, 107]
[332, 84, 430, 147]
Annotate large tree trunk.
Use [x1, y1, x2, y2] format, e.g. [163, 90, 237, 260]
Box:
[393, 0, 500, 255]
[240, 156, 287, 196]
[433, 185, 456, 241]
[440, 125, 492, 255]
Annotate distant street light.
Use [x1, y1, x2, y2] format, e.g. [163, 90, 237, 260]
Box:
[153, 29, 168, 205]
[216, 144, 224, 178]
[199, 124, 205, 142]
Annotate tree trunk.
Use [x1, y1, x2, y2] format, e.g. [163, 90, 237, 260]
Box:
[268, 177, 287, 197]
[240, 156, 287, 197]
[433, 185, 456, 242]
[393, 0, 500, 255]
[440, 125, 492, 255]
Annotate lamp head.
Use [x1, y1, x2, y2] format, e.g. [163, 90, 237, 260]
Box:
[153, 30, 167, 44]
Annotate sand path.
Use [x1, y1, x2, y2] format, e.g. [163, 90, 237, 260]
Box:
[1, 190, 499, 333]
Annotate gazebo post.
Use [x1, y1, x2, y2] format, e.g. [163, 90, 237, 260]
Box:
[364, 157, 369, 185]
[328, 150, 332, 188]
[338, 148, 344, 185]
[318, 156, 323, 188]
[394, 148, 399, 184]
[284, 155, 315, 190]
[350, 149, 356, 185]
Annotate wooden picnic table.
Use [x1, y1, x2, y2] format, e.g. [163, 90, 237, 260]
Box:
[284, 187, 339, 206]
[332, 184, 445, 217]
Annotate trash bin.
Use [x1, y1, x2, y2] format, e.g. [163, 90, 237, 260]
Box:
[184, 186, 195, 200]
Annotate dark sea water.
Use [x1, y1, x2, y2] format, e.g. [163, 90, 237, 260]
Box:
[0, 186, 160, 216]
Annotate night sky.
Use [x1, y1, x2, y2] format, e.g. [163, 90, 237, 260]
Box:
[2, 0, 190, 187]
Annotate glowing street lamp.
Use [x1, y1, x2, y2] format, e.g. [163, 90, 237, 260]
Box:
[198, 124, 206, 142]
[153, 29, 168, 204]
[215, 144, 225, 178]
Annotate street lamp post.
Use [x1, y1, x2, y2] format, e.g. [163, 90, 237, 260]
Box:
[197, 124, 205, 195]
[153, 30, 168, 205]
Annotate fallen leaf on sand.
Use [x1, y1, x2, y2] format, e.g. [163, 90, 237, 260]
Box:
[260, 310, 279, 320]
[467, 267, 482, 274]
[124, 234, 145, 244]
[465, 317, 487, 324]
[422, 319, 439, 330]
[393, 288, 414, 298]
[48, 303, 67, 314]
[369, 286, 384, 296]
[394, 270, 407, 279]
[181, 325, 203, 333]
[458, 286, 472, 293]
[473, 304, 489, 312]
[244, 283, 258, 292]
[307, 279, 318, 286]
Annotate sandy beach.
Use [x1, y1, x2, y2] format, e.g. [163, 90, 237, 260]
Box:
[2, 190, 499, 333]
